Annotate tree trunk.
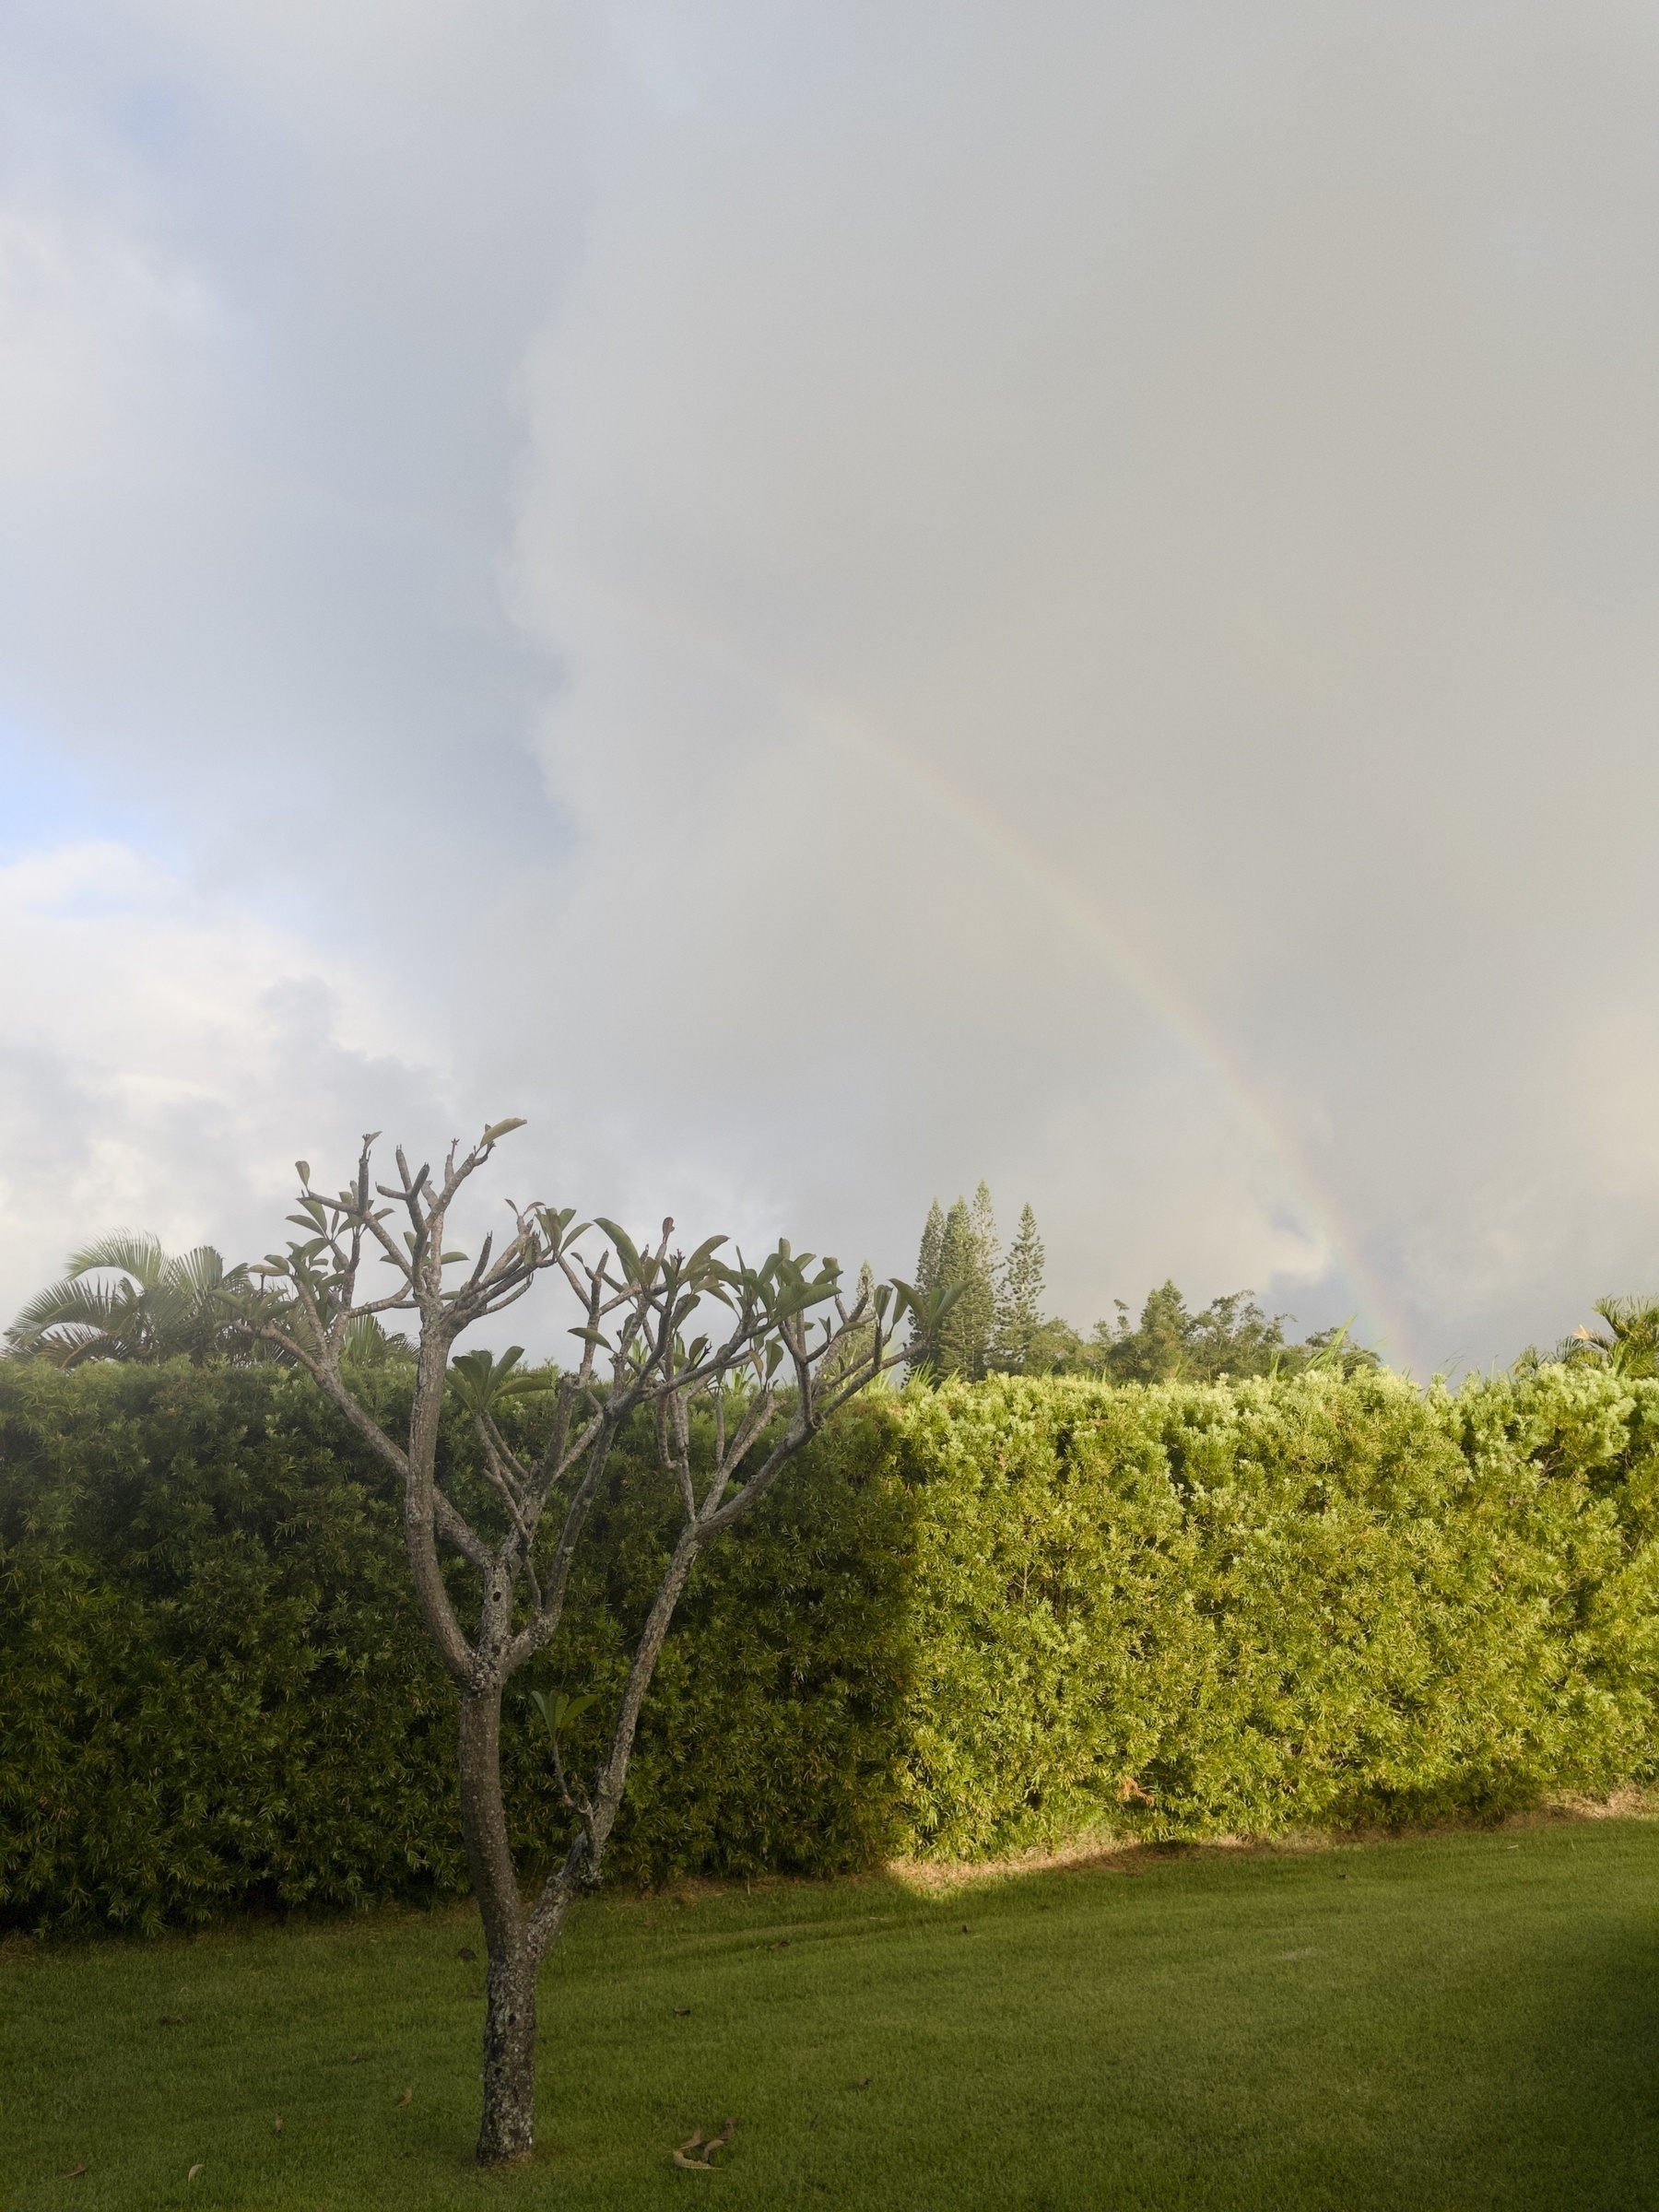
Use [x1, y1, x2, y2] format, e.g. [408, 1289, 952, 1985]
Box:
[477, 1945, 538, 2165]
[458, 1687, 537, 2166]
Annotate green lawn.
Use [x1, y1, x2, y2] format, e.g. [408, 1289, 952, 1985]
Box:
[5, 1818, 1656, 2212]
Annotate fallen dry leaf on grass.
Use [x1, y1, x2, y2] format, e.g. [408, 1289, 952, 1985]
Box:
[274, 2113, 284, 2135]
[346, 2054, 367, 2065]
[187, 2164, 204, 2183]
[767, 1937, 790, 1950]
[159, 2014, 184, 2026]
[672, 2117, 738, 2170]
[396, 2087, 413, 2106]
[457, 1946, 477, 1962]
[60, 2161, 88, 2180]
[855, 2077, 871, 2090]
[673, 2006, 692, 2017]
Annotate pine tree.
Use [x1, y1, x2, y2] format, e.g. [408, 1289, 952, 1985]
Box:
[971, 1181, 1000, 1300]
[915, 1199, 945, 1296]
[994, 1202, 1045, 1370]
[907, 1185, 1003, 1379]
[934, 1188, 996, 1379]
[932, 1199, 975, 1376]
[907, 1199, 947, 1370]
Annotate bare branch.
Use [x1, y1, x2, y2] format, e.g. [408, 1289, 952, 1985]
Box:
[260, 1131, 913, 2165]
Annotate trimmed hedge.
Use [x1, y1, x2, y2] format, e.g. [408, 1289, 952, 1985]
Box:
[0, 1363, 911, 1932]
[3, 1361, 1657, 1932]
[896, 1368, 1659, 1853]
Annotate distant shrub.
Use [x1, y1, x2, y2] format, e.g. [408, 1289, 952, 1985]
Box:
[3, 1360, 1655, 1932]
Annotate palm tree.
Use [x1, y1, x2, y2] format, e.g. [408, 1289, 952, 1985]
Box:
[5, 1232, 274, 1367]
[1559, 1295, 1659, 1379]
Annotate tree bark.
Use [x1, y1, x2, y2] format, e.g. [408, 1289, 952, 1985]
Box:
[458, 1688, 537, 2165]
[477, 1946, 538, 2166]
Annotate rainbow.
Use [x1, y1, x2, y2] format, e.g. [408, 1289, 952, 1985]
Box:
[841, 712, 1407, 1362]
[556, 590, 1413, 1369]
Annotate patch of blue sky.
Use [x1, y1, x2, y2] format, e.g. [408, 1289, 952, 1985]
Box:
[0, 716, 175, 872]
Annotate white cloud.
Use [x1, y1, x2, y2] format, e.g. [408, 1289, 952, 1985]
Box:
[0, 840, 448, 1316]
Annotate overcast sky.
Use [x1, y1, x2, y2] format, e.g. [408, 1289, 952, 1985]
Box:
[4, 0, 1658, 1373]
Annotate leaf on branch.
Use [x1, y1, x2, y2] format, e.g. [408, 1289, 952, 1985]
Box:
[594, 1218, 642, 1279]
[449, 1346, 555, 1412]
[530, 1686, 596, 1743]
[890, 1277, 962, 1329]
[533, 1205, 585, 1257]
[440, 1251, 469, 1265]
[482, 1117, 528, 1145]
[295, 1160, 311, 1185]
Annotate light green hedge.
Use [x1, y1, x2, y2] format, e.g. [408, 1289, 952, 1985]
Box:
[4, 1361, 1657, 1931]
[891, 1368, 1659, 1854]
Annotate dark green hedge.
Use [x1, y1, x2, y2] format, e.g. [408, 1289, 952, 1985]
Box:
[0, 1363, 912, 1933]
[4, 1361, 1657, 1934]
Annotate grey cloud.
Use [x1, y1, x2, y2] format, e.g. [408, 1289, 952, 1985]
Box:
[3, 1, 1657, 1369]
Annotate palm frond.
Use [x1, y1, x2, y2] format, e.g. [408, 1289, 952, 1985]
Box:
[8, 1233, 271, 1368]
[64, 1230, 167, 1288]
[1559, 1294, 1659, 1378]
[167, 1245, 240, 1300]
[6, 1276, 122, 1343]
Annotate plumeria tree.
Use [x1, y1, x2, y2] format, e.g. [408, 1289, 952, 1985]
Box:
[251, 1121, 946, 2167]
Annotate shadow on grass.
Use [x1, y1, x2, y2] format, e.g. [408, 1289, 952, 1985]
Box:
[1068, 1850, 1659, 2212]
[1395, 1912, 1659, 2212]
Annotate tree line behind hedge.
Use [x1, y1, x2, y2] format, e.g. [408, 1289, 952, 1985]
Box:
[902, 1184, 1379, 1382]
[4, 1356, 1657, 1933]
